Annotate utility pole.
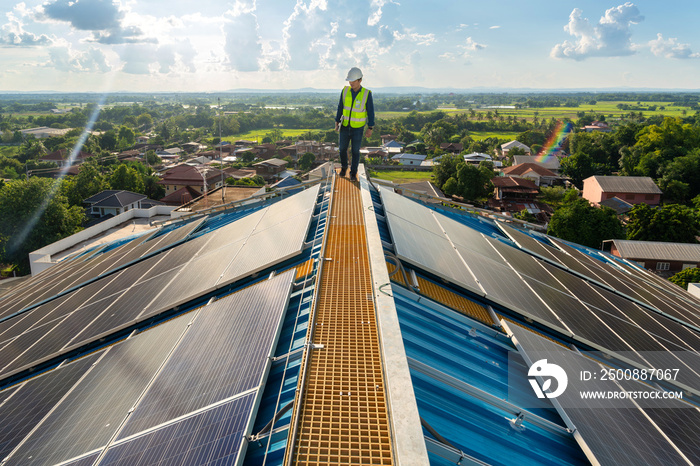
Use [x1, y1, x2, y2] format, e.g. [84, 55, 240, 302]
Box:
[219, 97, 224, 203]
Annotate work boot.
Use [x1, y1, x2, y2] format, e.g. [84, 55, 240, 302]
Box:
[349, 172, 358, 181]
[339, 167, 347, 177]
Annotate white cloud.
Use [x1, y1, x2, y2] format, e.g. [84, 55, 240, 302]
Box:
[119, 41, 198, 75]
[48, 44, 111, 72]
[281, 0, 412, 73]
[551, 2, 644, 60]
[39, 0, 122, 30]
[489, 25, 500, 30]
[648, 33, 699, 59]
[0, 5, 53, 46]
[223, 3, 262, 72]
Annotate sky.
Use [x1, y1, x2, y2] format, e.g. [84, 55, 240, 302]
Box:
[0, 0, 699, 92]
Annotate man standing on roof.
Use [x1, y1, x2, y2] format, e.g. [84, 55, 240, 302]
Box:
[335, 67, 375, 181]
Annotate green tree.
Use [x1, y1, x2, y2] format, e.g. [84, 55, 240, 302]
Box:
[62, 159, 107, 206]
[0, 178, 84, 274]
[137, 113, 154, 130]
[117, 126, 136, 149]
[668, 268, 700, 290]
[547, 199, 625, 249]
[626, 204, 700, 243]
[299, 152, 316, 171]
[109, 164, 145, 193]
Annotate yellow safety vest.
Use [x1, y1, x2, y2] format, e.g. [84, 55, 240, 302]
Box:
[341, 86, 370, 128]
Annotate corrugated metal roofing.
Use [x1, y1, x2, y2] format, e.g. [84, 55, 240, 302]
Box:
[609, 238, 700, 261]
[587, 175, 663, 194]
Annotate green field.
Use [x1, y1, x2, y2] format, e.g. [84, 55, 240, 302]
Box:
[222, 128, 320, 144]
[377, 101, 695, 122]
[367, 169, 434, 184]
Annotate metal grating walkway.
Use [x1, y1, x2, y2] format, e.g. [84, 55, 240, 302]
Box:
[290, 174, 393, 465]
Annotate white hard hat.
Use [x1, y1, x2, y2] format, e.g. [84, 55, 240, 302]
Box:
[345, 67, 363, 81]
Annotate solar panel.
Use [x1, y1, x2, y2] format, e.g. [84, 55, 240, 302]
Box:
[379, 187, 446, 236]
[0, 353, 99, 461]
[508, 323, 696, 466]
[100, 393, 256, 466]
[118, 270, 293, 439]
[2, 315, 191, 466]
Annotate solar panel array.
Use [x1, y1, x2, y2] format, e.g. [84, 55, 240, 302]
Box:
[380, 187, 700, 397]
[0, 270, 295, 465]
[0, 186, 319, 382]
[509, 323, 700, 466]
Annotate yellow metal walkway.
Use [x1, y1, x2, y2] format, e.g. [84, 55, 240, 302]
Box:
[289, 174, 393, 465]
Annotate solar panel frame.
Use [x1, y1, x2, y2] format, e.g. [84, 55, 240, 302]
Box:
[508, 323, 694, 466]
[100, 393, 256, 466]
[117, 270, 294, 439]
[0, 353, 100, 461]
[2, 315, 191, 466]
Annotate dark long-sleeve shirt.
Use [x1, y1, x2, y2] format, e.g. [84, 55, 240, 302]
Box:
[335, 86, 375, 128]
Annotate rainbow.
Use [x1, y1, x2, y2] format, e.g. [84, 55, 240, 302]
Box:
[536, 121, 572, 162]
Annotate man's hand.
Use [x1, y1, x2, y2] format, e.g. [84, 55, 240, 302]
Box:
[335, 121, 340, 131]
[365, 127, 373, 138]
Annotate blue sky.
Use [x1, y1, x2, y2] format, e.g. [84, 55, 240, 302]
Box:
[1, 0, 698, 92]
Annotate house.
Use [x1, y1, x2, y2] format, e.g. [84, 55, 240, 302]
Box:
[252, 144, 278, 160]
[512, 155, 561, 174]
[381, 140, 403, 155]
[182, 142, 206, 153]
[440, 142, 463, 154]
[501, 162, 560, 187]
[83, 190, 150, 218]
[20, 126, 72, 139]
[159, 185, 203, 206]
[602, 239, 700, 278]
[488, 176, 553, 221]
[157, 163, 225, 196]
[583, 176, 662, 206]
[39, 149, 94, 168]
[500, 140, 531, 157]
[391, 153, 426, 166]
[157, 147, 184, 161]
[582, 121, 611, 132]
[380, 134, 397, 145]
[463, 152, 493, 165]
[136, 135, 150, 144]
[599, 196, 634, 215]
[254, 158, 288, 180]
[224, 168, 257, 180]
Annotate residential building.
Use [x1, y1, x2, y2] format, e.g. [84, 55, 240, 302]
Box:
[158, 163, 225, 196]
[512, 155, 561, 174]
[391, 153, 426, 166]
[581, 121, 611, 132]
[583, 175, 662, 206]
[20, 126, 72, 139]
[602, 239, 700, 277]
[500, 140, 531, 157]
[39, 149, 93, 168]
[254, 158, 288, 180]
[463, 152, 493, 165]
[380, 134, 397, 145]
[488, 176, 553, 221]
[440, 142, 463, 154]
[502, 162, 560, 187]
[83, 190, 149, 218]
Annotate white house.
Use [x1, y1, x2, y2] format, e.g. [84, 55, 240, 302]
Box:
[392, 153, 426, 166]
[500, 140, 531, 157]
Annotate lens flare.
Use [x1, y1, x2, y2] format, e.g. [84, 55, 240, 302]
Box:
[535, 121, 572, 162]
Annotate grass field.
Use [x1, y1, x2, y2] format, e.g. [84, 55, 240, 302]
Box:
[367, 169, 434, 184]
[223, 128, 324, 144]
[377, 101, 695, 122]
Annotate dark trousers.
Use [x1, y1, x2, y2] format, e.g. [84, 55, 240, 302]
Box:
[338, 126, 364, 175]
